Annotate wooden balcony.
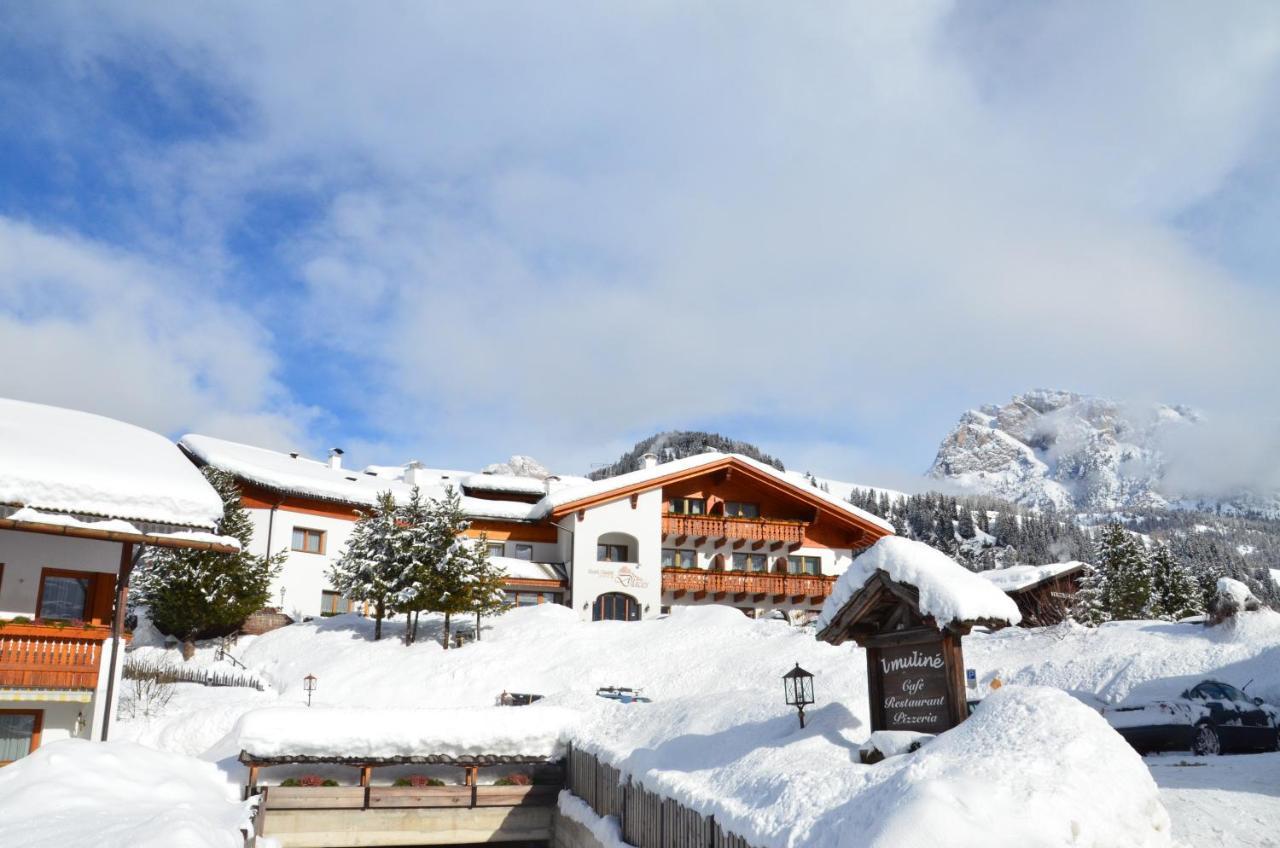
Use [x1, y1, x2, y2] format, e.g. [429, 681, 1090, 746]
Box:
[0, 623, 110, 690]
[661, 514, 807, 548]
[661, 568, 836, 605]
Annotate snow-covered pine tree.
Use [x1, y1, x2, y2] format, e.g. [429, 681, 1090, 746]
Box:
[1097, 523, 1151, 620]
[1148, 543, 1202, 621]
[956, 505, 976, 540]
[131, 468, 282, 655]
[466, 537, 510, 641]
[329, 491, 405, 641]
[392, 486, 436, 645]
[416, 486, 483, 650]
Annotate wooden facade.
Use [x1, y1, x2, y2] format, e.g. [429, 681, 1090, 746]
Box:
[0, 623, 109, 690]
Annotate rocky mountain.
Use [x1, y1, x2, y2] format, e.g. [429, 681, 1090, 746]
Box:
[927, 389, 1280, 516]
[482, 455, 551, 479]
[588, 431, 784, 480]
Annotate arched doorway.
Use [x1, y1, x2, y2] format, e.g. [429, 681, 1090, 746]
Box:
[593, 592, 640, 622]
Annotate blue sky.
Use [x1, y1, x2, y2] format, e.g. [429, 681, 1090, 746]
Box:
[2, 2, 1279, 488]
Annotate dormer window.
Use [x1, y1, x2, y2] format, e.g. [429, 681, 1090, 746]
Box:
[669, 497, 705, 516]
[724, 501, 759, 518]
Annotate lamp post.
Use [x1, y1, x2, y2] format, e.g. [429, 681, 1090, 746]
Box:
[303, 673, 317, 707]
[783, 663, 815, 728]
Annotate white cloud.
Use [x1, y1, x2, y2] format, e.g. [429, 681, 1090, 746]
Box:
[7, 3, 1280, 481]
[0, 218, 313, 449]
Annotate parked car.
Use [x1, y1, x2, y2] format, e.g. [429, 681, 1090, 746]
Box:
[595, 685, 651, 704]
[1103, 679, 1280, 755]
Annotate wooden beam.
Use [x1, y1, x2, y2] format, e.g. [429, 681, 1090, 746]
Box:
[712, 591, 727, 601]
[790, 594, 805, 604]
[360, 765, 373, 787]
[751, 540, 766, 551]
[771, 594, 786, 604]
[714, 536, 728, 548]
[672, 589, 686, 600]
[674, 535, 688, 546]
[787, 541, 803, 552]
[770, 541, 784, 551]
[693, 536, 707, 547]
[630, 494, 638, 509]
[732, 539, 746, 550]
[693, 591, 707, 601]
[753, 593, 767, 602]
[733, 592, 747, 602]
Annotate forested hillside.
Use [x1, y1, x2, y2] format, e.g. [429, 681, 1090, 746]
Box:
[588, 431, 784, 480]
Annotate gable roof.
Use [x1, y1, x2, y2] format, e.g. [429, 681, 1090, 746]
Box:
[977, 561, 1088, 594]
[547, 452, 894, 535]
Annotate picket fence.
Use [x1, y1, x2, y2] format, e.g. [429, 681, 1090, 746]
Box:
[565, 745, 756, 848]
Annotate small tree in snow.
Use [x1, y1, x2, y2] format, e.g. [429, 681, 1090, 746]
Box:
[1072, 561, 1109, 625]
[329, 491, 404, 641]
[131, 467, 282, 655]
[466, 538, 510, 641]
[1096, 523, 1151, 621]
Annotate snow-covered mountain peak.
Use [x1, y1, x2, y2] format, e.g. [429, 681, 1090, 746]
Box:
[929, 390, 1203, 512]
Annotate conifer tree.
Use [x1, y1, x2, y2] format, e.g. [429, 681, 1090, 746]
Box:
[956, 505, 976, 540]
[467, 537, 510, 641]
[330, 491, 404, 641]
[131, 468, 282, 654]
[1148, 543, 1202, 621]
[1097, 523, 1151, 620]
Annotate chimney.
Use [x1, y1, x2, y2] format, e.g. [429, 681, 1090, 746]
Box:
[404, 460, 424, 486]
[328, 448, 344, 470]
[641, 452, 659, 469]
[543, 474, 561, 496]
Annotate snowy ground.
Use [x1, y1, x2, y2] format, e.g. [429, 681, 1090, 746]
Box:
[11, 607, 1279, 847]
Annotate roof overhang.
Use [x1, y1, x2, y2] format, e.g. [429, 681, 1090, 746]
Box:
[817, 569, 1011, 646]
[550, 455, 891, 540]
[0, 512, 238, 553]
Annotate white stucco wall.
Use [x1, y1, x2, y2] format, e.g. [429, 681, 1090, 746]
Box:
[568, 490, 663, 620]
[0, 529, 122, 618]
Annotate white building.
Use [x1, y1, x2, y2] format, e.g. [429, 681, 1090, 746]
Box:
[180, 435, 894, 624]
[0, 399, 234, 763]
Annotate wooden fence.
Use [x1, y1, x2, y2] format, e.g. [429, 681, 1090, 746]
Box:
[566, 746, 755, 848]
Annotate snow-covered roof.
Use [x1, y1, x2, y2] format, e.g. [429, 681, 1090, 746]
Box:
[818, 537, 1021, 631]
[546, 451, 895, 533]
[180, 434, 543, 522]
[491, 556, 565, 582]
[462, 472, 547, 495]
[978, 561, 1088, 594]
[0, 398, 224, 529]
[231, 705, 578, 760]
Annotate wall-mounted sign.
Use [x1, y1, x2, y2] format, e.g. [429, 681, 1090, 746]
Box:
[586, 565, 650, 590]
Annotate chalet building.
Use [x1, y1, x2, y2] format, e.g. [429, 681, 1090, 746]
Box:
[977, 561, 1088, 627]
[178, 436, 895, 624]
[0, 399, 234, 763]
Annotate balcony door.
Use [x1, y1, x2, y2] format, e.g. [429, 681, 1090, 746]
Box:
[592, 592, 640, 622]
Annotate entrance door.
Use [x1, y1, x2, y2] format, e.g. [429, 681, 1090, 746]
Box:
[592, 592, 640, 621]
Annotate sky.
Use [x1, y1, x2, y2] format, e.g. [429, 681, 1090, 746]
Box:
[2, 2, 1279, 488]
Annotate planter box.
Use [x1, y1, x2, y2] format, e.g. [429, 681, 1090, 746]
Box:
[368, 786, 472, 808]
[262, 786, 365, 809]
[474, 785, 559, 807]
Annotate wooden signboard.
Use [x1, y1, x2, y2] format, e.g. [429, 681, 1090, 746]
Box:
[864, 630, 967, 734]
[817, 570, 1001, 736]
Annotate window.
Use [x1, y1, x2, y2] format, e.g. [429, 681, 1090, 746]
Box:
[732, 553, 767, 572]
[787, 556, 821, 575]
[320, 591, 354, 616]
[668, 497, 706, 515]
[724, 501, 759, 518]
[487, 542, 505, 558]
[1217, 683, 1248, 703]
[292, 528, 325, 554]
[661, 549, 697, 569]
[38, 573, 90, 620]
[504, 590, 560, 606]
[0, 710, 42, 764]
[513, 543, 534, 560]
[1192, 683, 1229, 701]
[597, 544, 629, 562]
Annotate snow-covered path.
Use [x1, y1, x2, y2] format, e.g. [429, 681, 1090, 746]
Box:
[1147, 752, 1280, 848]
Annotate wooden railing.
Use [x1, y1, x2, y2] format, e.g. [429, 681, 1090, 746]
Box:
[567, 745, 756, 848]
[661, 515, 806, 545]
[0, 624, 109, 690]
[661, 568, 836, 602]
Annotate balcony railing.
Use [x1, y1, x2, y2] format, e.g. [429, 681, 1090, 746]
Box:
[661, 515, 806, 546]
[0, 623, 110, 690]
[661, 568, 836, 603]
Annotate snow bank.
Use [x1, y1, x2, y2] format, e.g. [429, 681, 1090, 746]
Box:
[227, 704, 579, 759]
[557, 790, 628, 847]
[0, 740, 248, 848]
[818, 536, 1021, 630]
[0, 397, 223, 528]
[849, 687, 1170, 848]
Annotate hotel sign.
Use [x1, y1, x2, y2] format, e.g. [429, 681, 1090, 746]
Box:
[874, 642, 953, 734]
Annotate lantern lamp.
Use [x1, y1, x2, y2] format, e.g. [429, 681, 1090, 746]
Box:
[303, 673, 318, 707]
[782, 663, 815, 728]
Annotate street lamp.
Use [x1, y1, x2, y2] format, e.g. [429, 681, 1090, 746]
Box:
[783, 663, 815, 728]
[303, 673, 317, 707]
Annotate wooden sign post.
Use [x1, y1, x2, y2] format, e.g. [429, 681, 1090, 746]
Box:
[817, 570, 1006, 735]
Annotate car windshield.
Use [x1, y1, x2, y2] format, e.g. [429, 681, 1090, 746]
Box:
[1217, 683, 1248, 702]
[1192, 683, 1228, 700]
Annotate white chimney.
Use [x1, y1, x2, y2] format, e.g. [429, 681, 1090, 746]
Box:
[543, 474, 561, 495]
[404, 460, 424, 486]
[641, 452, 659, 469]
[328, 448, 344, 470]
